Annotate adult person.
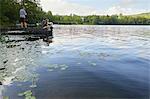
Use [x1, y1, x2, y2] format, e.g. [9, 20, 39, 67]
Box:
[19, 6, 27, 28]
[41, 18, 48, 29]
[41, 19, 53, 30]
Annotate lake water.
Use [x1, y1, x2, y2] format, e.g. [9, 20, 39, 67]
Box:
[0, 25, 150, 99]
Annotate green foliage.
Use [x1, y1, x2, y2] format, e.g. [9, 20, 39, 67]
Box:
[0, 0, 20, 26]
[53, 13, 150, 25]
[0, 0, 51, 26]
[0, 0, 149, 26]
[24, 0, 48, 23]
[131, 13, 150, 19]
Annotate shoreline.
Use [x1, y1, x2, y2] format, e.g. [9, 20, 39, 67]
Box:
[53, 24, 150, 26]
[0, 24, 150, 28]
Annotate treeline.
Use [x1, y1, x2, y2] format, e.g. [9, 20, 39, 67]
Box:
[0, 0, 150, 27]
[53, 14, 150, 25]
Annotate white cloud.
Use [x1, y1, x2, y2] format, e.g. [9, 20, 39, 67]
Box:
[40, 0, 150, 15]
[40, 0, 102, 15]
[119, 0, 135, 7]
[105, 6, 149, 15]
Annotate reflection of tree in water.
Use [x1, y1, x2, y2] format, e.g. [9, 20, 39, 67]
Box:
[0, 41, 43, 85]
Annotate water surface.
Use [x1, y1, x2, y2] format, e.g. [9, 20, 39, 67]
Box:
[0, 25, 150, 99]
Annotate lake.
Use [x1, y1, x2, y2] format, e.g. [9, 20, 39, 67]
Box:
[0, 25, 150, 99]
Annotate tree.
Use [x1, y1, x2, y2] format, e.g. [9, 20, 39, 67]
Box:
[46, 11, 53, 21]
[0, 0, 20, 26]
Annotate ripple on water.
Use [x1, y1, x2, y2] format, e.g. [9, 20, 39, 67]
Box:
[0, 25, 150, 99]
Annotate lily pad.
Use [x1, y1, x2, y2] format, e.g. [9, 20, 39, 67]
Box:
[77, 63, 81, 65]
[3, 96, 9, 99]
[30, 96, 36, 99]
[91, 63, 97, 66]
[18, 92, 24, 96]
[48, 69, 54, 71]
[88, 61, 97, 66]
[48, 64, 59, 69]
[60, 64, 68, 70]
[60, 67, 67, 70]
[79, 52, 90, 56]
[24, 90, 32, 96]
[30, 84, 37, 88]
[18, 90, 36, 99]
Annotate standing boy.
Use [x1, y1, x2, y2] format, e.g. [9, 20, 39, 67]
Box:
[20, 7, 27, 28]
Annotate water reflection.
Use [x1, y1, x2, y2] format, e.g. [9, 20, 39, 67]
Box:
[0, 25, 150, 99]
[43, 37, 53, 46]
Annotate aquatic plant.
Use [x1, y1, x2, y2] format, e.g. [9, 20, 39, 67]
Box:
[47, 64, 59, 69]
[3, 96, 9, 99]
[47, 64, 69, 71]
[30, 74, 39, 88]
[77, 62, 81, 65]
[18, 90, 36, 99]
[88, 61, 97, 66]
[59, 64, 68, 70]
[79, 51, 91, 57]
[91, 63, 97, 66]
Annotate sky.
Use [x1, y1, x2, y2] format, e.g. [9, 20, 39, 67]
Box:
[40, 0, 150, 15]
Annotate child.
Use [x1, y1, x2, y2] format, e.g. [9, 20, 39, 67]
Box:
[19, 7, 27, 28]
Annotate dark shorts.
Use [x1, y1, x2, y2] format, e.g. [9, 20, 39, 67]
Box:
[20, 18, 26, 22]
